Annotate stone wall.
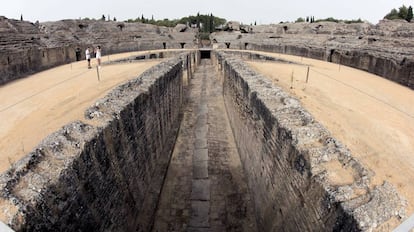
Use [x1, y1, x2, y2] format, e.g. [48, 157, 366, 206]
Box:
[211, 20, 414, 90]
[330, 49, 414, 88]
[0, 46, 75, 85]
[214, 51, 406, 231]
[247, 43, 414, 89]
[0, 51, 198, 231]
[0, 17, 198, 85]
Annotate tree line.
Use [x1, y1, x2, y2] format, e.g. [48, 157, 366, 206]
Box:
[295, 16, 363, 24]
[88, 4, 413, 29]
[293, 4, 413, 24]
[125, 13, 226, 33]
[384, 5, 413, 22]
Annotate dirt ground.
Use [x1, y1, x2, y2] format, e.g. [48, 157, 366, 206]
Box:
[247, 52, 414, 215]
[0, 51, 159, 173]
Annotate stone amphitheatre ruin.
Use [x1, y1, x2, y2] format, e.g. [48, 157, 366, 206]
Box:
[0, 16, 413, 231]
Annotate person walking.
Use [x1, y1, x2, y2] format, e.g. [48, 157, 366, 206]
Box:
[95, 46, 102, 68]
[85, 47, 92, 69]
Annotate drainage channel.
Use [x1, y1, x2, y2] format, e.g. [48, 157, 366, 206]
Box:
[152, 58, 257, 231]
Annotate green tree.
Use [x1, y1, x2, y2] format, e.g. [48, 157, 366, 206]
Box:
[385, 8, 400, 20]
[384, 5, 413, 21]
[210, 13, 214, 33]
[124, 13, 226, 32]
[407, 6, 413, 22]
[296, 17, 305, 23]
[196, 12, 200, 28]
[398, 5, 408, 19]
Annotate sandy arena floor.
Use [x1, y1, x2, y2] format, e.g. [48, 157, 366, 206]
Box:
[0, 51, 159, 173]
[247, 52, 414, 215]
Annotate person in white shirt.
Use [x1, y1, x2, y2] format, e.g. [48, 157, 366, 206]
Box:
[85, 47, 91, 69]
[95, 46, 102, 68]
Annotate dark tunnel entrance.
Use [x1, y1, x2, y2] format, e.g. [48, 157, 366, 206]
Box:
[200, 49, 211, 59]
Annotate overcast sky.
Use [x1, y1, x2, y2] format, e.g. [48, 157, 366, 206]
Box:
[2, 0, 413, 25]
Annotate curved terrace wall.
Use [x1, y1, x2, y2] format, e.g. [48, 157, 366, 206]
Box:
[0, 46, 194, 86]
[0, 17, 197, 86]
[0, 47, 73, 85]
[246, 43, 414, 89]
[211, 20, 414, 90]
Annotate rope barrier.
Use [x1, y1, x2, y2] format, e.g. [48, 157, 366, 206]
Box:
[0, 69, 90, 113]
[309, 68, 414, 119]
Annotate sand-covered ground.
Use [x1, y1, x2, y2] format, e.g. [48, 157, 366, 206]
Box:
[0, 51, 159, 173]
[247, 52, 414, 214]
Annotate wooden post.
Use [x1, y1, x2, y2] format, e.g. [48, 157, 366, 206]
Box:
[96, 66, 100, 81]
[290, 70, 294, 89]
[339, 56, 342, 71]
[306, 66, 310, 83]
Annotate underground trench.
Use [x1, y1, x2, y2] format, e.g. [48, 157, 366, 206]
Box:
[151, 54, 257, 231]
[0, 49, 406, 231]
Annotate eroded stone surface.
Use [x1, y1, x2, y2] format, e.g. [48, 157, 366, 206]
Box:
[211, 20, 414, 89]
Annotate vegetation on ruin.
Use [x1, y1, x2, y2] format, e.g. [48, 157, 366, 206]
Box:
[86, 5, 413, 29]
[384, 5, 413, 22]
[294, 4, 414, 24]
[317, 17, 363, 24]
[295, 16, 363, 24]
[125, 13, 226, 32]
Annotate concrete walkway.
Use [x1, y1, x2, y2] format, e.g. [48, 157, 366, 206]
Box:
[152, 59, 257, 231]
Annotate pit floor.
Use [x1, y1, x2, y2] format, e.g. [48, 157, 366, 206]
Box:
[152, 59, 257, 231]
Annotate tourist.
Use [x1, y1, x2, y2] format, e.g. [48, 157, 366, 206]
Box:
[95, 46, 102, 68]
[85, 47, 91, 69]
